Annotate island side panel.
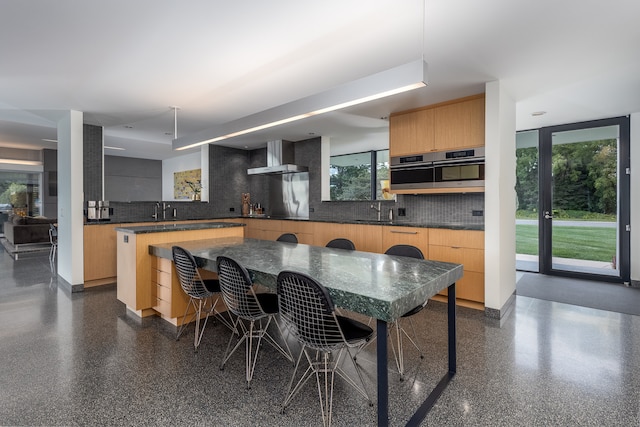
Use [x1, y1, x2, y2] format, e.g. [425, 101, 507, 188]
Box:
[117, 225, 245, 315]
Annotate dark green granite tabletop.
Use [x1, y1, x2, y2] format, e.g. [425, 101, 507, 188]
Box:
[114, 222, 244, 234]
[149, 237, 463, 323]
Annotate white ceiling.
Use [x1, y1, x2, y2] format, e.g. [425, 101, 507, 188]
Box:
[1, 0, 639, 160]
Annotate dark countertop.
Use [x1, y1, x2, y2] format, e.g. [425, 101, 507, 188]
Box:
[114, 221, 244, 234]
[149, 237, 463, 322]
[235, 215, 484, 231]
[90, 215, 483, 231]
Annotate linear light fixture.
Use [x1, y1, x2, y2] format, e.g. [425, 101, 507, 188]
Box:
[173, 59, 428, 151]
[104, 146, 125, 151]
[0, 159, 43, 166]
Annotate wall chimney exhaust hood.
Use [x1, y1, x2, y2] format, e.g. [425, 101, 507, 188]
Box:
[247, 140, 308, 175]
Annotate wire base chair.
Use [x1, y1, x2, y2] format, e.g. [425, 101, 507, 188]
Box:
[217, 256, 293, 389]
[277, 270, 373, 427]
[172, 246, 234, 352]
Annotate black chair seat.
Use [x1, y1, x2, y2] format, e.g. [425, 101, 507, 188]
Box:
[255, 292, 279, 314]
[337, 315, 373, 344]
[402, 304, 424, 318]
[203, 279, 221, 293]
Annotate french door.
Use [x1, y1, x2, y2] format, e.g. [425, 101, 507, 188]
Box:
[516, 116, 630, 283]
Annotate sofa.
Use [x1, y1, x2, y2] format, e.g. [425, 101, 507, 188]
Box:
[3, 215, 57, 246]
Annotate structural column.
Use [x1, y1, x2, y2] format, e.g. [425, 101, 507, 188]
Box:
[56, 110, 84, 291]
[484, 81, 517, 316]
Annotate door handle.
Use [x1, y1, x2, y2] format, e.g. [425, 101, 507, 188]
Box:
[544, 211, 553, 220]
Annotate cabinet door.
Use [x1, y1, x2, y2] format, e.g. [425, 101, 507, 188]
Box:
[434, 96, 485, 150]
[381, 226, 429, 258]
[428, 228, 484, 303]
[313, 222, 382, 253]
[389, 109, 435, 156]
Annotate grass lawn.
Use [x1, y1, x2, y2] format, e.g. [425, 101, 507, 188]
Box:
[516, 224, 616, 262]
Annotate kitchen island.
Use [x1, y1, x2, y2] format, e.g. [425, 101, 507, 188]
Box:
[149, 236, 463, 426]
[115, 221, 244, 323]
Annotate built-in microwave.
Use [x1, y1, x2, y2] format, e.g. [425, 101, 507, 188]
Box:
[390, 147, 485, 191]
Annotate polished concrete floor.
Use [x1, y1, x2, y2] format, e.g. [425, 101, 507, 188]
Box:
[1, 251, 639, 426]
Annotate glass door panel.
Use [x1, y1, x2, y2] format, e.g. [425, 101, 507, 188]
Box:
[547, 126, 619, 276]
[516, 130, 540, 272]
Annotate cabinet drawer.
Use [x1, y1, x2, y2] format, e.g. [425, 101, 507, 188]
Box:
[438, 271, 484, 303]
[429, 245, 484, 272]
[382, 226, 429, 258]
[154, 269, 172, 287]
[155, 256, 173, 273]
[156, 283, 171, 302]
[429, 228, 483, 249]
[154, 297, 171, 316]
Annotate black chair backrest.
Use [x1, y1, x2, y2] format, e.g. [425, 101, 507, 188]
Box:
[277, 233, 298, 243]
[384, 244, 424, 260]
[277, 270, 344, 351]
[325, 238, 355, 250]
[172, 246, 210, 298]
[216, 256, 265, 320]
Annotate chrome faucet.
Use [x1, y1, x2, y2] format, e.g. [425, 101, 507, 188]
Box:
[152, 202, 160, 220]
[370, 202, 381, 222]
[162, 202, 170, 220]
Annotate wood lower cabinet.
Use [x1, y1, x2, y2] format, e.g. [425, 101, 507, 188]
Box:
[151, 256, 224, 326]
[428, 228, 485, 303]
[116, 224, 244, 316]
[381, 226, 429, 258]
[313, 222, 382, 253]
[282, 220, 315, 245]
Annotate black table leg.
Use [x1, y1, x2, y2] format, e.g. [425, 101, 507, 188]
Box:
[406, 282, 457, 426]
[377, 319, 389, 427]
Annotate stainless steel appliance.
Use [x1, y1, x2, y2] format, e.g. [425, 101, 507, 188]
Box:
[87, 200, 111, 221]
[247, 140, 308, 175]
[390, 147, 485, 191]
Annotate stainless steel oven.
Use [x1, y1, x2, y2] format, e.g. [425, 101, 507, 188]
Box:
[390, 147, 485, 191]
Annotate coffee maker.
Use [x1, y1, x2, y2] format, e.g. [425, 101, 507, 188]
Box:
[86, 201, 110, 221]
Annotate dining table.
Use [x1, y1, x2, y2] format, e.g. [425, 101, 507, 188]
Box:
[149, 236, 463, 427]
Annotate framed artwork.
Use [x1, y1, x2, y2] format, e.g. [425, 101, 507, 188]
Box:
[174, 168, 201, 200]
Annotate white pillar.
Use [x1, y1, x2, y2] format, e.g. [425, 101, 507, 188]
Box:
[320, 136, 331, 201]
[56, 111, 84, 291]
[630, 112, 640, 286]
[484, 81, 517, 314]
[200, 144, 209, 202]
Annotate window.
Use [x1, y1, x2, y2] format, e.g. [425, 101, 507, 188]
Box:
[330, 149, 389, 200]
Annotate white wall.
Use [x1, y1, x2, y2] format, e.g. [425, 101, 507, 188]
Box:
[161, 151, 202, 201]
[484, 81, 517, 312]
[630, 112, 639, 285]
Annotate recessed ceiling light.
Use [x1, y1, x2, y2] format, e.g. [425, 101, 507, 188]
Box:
[104, 146, 125, 151]
[531, 111, 546, 116]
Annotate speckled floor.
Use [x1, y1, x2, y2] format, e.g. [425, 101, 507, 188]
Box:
[1, 251, 639, 426]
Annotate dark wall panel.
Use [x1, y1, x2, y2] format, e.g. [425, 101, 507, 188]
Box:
[104, 156, 162, 201]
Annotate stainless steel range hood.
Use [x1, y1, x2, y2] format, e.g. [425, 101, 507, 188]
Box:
[247, 140, 308, 175]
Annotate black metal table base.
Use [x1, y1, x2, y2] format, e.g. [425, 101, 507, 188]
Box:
[377, 282, 457, 426]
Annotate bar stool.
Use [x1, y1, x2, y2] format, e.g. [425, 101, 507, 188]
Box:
[325, 238, 355, 250]
[276, 233, 298, 243]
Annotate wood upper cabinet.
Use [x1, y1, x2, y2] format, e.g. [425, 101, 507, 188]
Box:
[389, 108, 434, 157]
[434, 95, 485, 150]
[389, 94, 485, 156]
